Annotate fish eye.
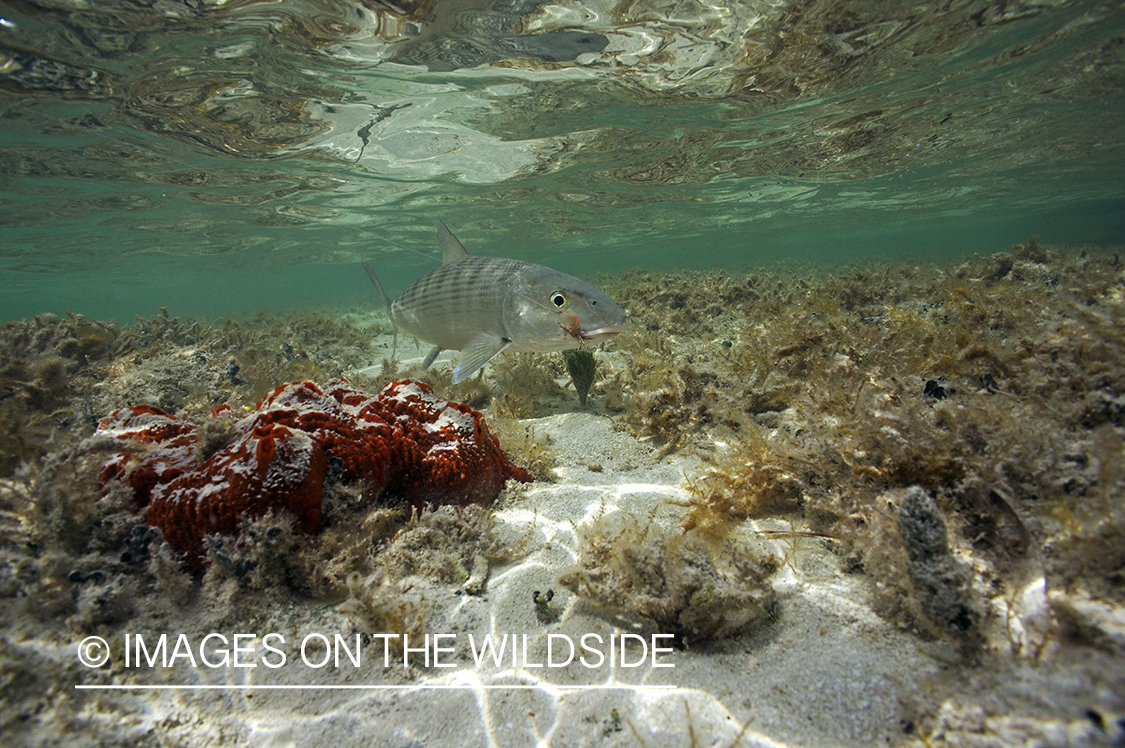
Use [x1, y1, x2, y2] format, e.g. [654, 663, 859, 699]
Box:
[551, 292, 568, 308]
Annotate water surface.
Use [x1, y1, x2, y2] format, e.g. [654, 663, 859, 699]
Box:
[1, 0, 1122, 320]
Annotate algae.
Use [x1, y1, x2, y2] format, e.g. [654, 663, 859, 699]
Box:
[610, 243, 1125, 639]
[559, 503, 779, 647]
[562, 348, 597, 406]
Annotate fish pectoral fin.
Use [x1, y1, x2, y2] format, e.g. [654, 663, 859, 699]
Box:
[422, 345, 443, 370]
[452, 332, 510, 384]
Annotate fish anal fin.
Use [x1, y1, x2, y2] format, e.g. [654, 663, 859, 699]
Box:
[436, 221, 470, 265]
[452, 332, 510, 384]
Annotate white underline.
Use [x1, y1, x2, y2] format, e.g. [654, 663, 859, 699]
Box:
[75, 684, 677, 691]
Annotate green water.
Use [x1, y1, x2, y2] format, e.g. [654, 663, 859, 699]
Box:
[1, 0, 1123, 322]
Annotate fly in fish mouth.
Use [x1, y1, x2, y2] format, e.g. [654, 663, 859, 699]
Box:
[558, 314, 629, 343]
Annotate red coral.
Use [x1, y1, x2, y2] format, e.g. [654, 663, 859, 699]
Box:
[97, 379, 531, 567]
[96, 405, 200, 507]
[376, 381, 529, 505]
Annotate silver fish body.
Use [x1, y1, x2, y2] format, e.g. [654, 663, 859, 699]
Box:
[366, 222, 628, 384]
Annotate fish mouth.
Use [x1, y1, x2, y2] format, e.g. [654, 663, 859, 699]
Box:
[580, 320, 629, 341]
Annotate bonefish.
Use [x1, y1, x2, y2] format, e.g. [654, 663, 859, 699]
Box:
[363, 222, 628, 384]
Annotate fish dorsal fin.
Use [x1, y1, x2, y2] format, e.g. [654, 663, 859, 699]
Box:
[453, 332, 510, 384]
[436, 221, 470, 265]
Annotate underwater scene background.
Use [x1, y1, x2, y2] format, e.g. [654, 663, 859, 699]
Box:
[2, 1, 1125, 747]
[1, 0, 1123, 320]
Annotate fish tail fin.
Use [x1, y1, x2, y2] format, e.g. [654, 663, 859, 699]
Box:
[362, 261, 399, 360]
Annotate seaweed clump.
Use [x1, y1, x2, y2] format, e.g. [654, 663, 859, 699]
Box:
[219, 311, 381, 401]
[0, 313, 119, 474]
[610, 242, 1125, 641]
[336, 505, 520, 654]
[562, 348, 597, 406]
[488, 352, 569, 418]
[609, 327, 714, 456]
[484, 418, 557, 482]
[558, 506, 778, 647]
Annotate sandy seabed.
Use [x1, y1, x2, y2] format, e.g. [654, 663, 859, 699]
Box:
[2, 244, 1124, 747]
